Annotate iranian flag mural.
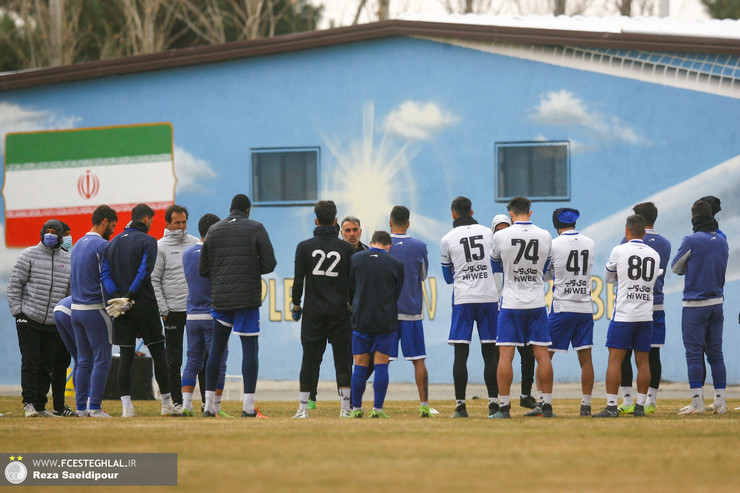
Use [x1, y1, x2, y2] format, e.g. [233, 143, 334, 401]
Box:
[3, 123, 175, 247]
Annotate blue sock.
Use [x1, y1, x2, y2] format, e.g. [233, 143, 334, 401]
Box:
[373, 363, 389, 410]
[351, 365, 368, 409]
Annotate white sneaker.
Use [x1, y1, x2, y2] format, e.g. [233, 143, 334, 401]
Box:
[677, 404, 694, 413]
[678, 404, 705, 415]
[712, 403, 727, 415]
[24, 403, 39, 417]
[292, 409, 309, 419]
[706, 402, 716, 412]
[429, 407, 440, 415]
[76, 410, 90, 417]
[89, 409, 111, 418]
[339, 409, 352, 418]
[174, 403, 184, 414]
[735, 406, 740, 411]
[38, 409, 61, 418]
[161, 400, 178, 416]
[122, 406, 135, 418]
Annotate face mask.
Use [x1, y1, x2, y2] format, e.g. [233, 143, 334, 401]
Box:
[169, 228, 187, 241]
[62, 235, 73, 250]
[43, 233, 58, 248]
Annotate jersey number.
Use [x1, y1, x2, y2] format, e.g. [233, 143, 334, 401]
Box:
[311, 250, 341, 277]
[627, 255, 655, 281]
[566, 250, 589, 275]
[459, 235, 484, 262]
[511, 239, 539, 264]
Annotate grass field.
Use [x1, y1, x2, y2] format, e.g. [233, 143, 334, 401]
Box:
[2, 396, 740, 492]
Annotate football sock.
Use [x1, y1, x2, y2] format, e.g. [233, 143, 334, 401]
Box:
[420, 401, 429, 408]
[646, 387, 658, 406]
[339, 388, 351, 410]
[160, 392, 172, 405]
[620, 386, 634, 406]
[351, 365, 368, 409]
[607, 394, 618, 407]
[489, 397, 497, 405]
[148, 342, 171, 395]
[537, 390, 543, 404]
[456, 400, 465, 407]
[205, 390, 216, 414]
[215, 394, 222, 412]
[243, 393, 255, 414]
[373, 364, 389, 410]
[240, 337, 259, 394]
[299, 391, 310, 411]
[636, 393, 647, 406]
[499, 395, 510, 407]
[542, 393, 552, 405]
[691, 388, 703, 408]
[582, 394, 592, 407]
[715, 388, 726, 405]
[121, 395, 132, 408]
[183, 392, 193, 411]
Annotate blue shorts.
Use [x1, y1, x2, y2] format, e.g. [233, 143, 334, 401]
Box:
[390, 320, 426, 360]
[353, 331, 396, 356]
[548, 311, 594, 352]
[606, 320, 653, 352]
[651, 310, 666, 347]
[211, 307, 260, 336]
[496, 307, 550, 346]
[448, 302, 498, 345]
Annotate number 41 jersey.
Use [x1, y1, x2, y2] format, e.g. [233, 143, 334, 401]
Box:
[491, 221, 552, 310]
[441, 222, 498, 305]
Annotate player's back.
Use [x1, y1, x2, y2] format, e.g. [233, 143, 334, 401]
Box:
[71, 233, 107, 304]
[183, 243, 211, 314]
[390, 234, 428, 318]
[549, 231, 594, 313]
[492, 221, 552, 309]
[351, 249, 404, 333]
[440, 223, 497, 305]
[642, 230, 671, 305]
[676, 231, 728, 301]
[606, 240, 661, 322]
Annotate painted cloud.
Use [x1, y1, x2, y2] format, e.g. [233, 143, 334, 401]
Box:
[174, 145, 217, 194]
[384, 101, 459, 141]
[0, 102, 80, 154]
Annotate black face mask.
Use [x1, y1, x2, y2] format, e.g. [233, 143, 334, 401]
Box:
[692, 215, 719, 233]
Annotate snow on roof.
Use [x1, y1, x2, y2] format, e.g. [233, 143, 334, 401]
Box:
[398, 13, 740, 40]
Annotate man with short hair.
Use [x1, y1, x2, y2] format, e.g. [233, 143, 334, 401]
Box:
[181, 213, 230, 417]
[70, 205, 118, 417]
[389, 205, 433, 417]
[671, 200, 729, 415]
[348, 231, 404, 418]
[152, 204, 200, 413]
[441, 196, 500, 418]
[291, 200, 354, 419]
[101, 204, 175, 417]
[593, 214, 660, 418]
[545, 208, 595, 417]
[8, 219, 71, 417]
[618, 202, 671, 415]
[341, 216, 368, 253]
[200, 194, 276, 418]
[491, 196, 554, 419]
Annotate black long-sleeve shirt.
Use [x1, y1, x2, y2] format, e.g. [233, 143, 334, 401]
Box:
[350, 248, 404, 334]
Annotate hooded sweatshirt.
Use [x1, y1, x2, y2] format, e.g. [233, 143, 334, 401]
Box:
[152, 227, 199, 316]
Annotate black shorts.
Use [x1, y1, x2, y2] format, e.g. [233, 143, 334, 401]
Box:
[301, 312, 351, 346]
[113, 298, 165, 347]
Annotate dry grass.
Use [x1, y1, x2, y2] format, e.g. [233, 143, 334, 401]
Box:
[1, 396, 739, 492]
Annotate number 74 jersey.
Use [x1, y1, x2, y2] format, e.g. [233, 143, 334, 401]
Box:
[440, 223, 499, 305]
[605, 239, 662, 322]
[491, 221, 552, 310]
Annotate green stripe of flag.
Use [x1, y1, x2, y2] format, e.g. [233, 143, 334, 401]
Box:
[5, 124, 173, 165]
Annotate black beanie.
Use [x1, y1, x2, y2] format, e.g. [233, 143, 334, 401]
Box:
[699, 195, 721, 216]
[230, 194, 251, 212]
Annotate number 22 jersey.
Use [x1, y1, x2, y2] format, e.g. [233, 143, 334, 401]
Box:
[440, 221, 498, 305]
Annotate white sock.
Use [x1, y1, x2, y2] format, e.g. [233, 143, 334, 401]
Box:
[499, 395, 510, 407]
[299, 391, 310, 411]
[160, 392, 172, 405]
[456, 399, 465, 407]
[243, 393, 255, 414]
[620, 386, 634, 406]
[121, 395, 132, 408]
[537, 390, 543, 403]
[183, 392, 193, 411]
[607, 394, 618, 407]
[373, 407, 383, 413]
[581, 394, 592, 406]
[691, 388, 704, 408]
[215, 394, 222, 412]
[542, 393, 552, 405]
[420, 401, 429, 408]
[339, 388, 351, 410]
[205, 390, 216, 413]
[646, 387, 658, 406]
[714, 388, 725, 405]
[636, 393, 647, 406]
[489, 397, 497, 405]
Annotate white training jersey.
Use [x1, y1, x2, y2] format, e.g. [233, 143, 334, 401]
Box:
[440, 222, 499, 305]
[605, 239, 662, 322]
[547, 231, 595, 314]
[491, 221, 552, 310]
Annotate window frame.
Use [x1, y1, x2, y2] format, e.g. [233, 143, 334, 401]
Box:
[494, 140, 571, 202]
[250, 146, 320, 206]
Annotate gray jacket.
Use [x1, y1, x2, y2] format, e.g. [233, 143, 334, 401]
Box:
[152, 228, 199, 316]
[7, 242, 71, 325]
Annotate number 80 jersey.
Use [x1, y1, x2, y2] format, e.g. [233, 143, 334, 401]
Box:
[441, 223, 499, 305]
[491, 221, 552, 310]
[605, 239, 662, 322]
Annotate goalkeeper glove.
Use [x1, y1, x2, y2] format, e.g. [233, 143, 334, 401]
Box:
[291, 304, 302, 321]
[106, 298, 134, 318]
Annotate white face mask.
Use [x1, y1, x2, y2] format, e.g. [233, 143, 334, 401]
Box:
[168, 228, 187, 241]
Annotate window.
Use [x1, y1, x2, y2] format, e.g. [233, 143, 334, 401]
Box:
[495, 141, 570, 202]
[252, 147, 319, 205]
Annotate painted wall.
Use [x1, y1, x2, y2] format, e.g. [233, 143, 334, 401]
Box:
[1, 36, 739, 388]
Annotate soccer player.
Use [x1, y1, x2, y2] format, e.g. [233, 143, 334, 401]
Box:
[593, 214, 660, 418]
[348, 231, 404, 418]
[152, 204, 200, 413]
[199, 194, 276, 418]
[70, 205, 118, 418]
[671, 200, 729, 415]
[181, 213, 230, 417]
[52, 296, 78, 416]
[441, 196, 500, 418]
[492, 214, 537, 410]
[491, 196, 554, 419]
[290, 200, 354, 419]
[544, 208, 595, 417]
[618, 202, 671, 415]
[101, 204, 176, 417]
[50, 221, 74, 416]
[388, 205, 433, 417]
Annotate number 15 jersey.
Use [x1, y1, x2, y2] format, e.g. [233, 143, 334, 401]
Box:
[491, 221, 552, 310]
[441, 222, 498, 305]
